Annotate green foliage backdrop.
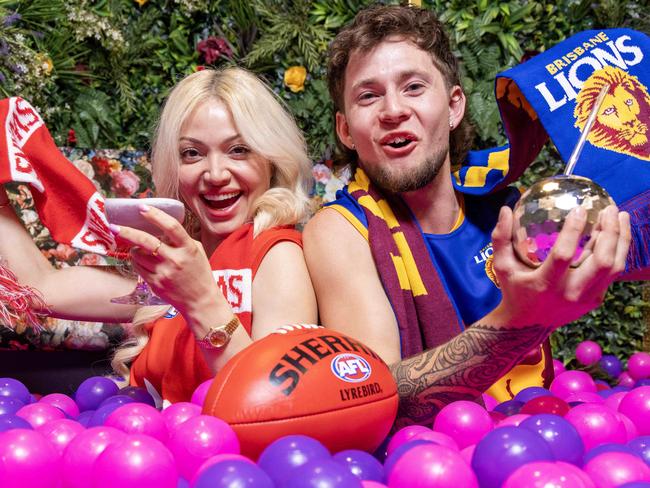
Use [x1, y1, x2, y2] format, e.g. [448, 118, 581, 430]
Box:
[1, 0, 648, 363]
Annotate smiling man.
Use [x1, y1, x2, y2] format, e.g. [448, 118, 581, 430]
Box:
[303, 4, 631, 427]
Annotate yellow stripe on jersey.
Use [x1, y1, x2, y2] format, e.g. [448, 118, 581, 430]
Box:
[326, 205, 369, 240]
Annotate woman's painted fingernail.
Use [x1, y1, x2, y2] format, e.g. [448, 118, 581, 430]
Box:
[139, 204, 151, 213]
[109, 224, 120, 235]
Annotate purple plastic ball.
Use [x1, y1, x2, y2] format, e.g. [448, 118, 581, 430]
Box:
[576, 341, 603, 366]
[118, 386, 156, 407]
[75, 377, 119, 412]
[257, 435, 330, 486]
[0, 414, 32, 432]
[628, 436, 650, 466]
[385, 425, 431, 456]
[0, 378, 31, 404]
[383, 440, 436, 479]
[493, 400, 524, 416]
[600, 355, 624, 378]
[471, 426, 554, 488]
[88, 402, 124, 427]
[333, 449, 384, 482]
[513, 386, 552, 404]
[0, 397, 25, 416]
[193, 460, 274, 488]
[283, 458, 362, 488]
[520, 413, 585, 465]
[98, 394, 136, 409]
[76, 410, 95, 427]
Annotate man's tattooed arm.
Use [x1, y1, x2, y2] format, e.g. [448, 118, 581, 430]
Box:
[389, 323, 554, 428]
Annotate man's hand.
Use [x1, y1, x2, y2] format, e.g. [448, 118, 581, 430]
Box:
[490, 204, 631, 329]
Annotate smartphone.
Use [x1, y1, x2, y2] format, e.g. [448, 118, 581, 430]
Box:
[104, 198, 185, 236]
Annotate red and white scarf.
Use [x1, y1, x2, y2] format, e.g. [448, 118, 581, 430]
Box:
[0, 97, 115, 329]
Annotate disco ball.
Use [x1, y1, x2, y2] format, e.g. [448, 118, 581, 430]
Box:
[512, 175, 614, 267]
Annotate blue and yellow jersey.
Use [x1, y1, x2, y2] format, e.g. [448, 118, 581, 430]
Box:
[326, 185, 520, 326]
[325, 185, 552, 401]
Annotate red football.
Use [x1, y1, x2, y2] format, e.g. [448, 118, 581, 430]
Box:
[203, 325, 398, 459]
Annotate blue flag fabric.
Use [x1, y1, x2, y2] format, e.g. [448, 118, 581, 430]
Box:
[455, 28, 650, 275]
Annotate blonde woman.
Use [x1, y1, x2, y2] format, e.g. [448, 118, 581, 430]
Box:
[0, 67, 318, 403]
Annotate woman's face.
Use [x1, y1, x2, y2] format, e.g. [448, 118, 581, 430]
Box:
[178, 98, 272, 253]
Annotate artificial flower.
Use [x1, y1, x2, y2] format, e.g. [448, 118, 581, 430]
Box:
[110, 169, 140, 197]
[197, 36, 232, 64]
[284, 66, 307, 93]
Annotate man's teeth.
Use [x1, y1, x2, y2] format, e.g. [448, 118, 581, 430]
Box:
[204, 192, 240, 202]
[390, 137, 407, 144]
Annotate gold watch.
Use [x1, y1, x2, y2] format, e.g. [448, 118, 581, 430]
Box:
[197, 316, 240, 349]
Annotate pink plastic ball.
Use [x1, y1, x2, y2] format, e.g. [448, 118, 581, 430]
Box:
[387, 444, 478, 488]
[503, 461, 594, 488]
[16, 402, 66, 428]
[62, 426, 127, 488]
[432, 401, 493, 450]
[552, 359, 566, 376]
[39, 393, 80, 418]
[36, 418, 84, 455]
[190, 379, 213, 407]
[482, 393, 498, 412]
[166, 414, 240, 481]
[91, 434, 178, 488]
[583, 451, 650, 487]
[617, 412, 639, 441]
[497, 413, 530, 428]
[0, 428, 62, 488]
[628, 352, 650, 381]
[604, 391, 628, 411]
[565, 403, 627, 451]
[618, 372, 636, 388]
[161, 402, 201, 432]
[412, 430, 460, 450]
[362, 482, 388, 488]
[460, 444, 476, 465]
[104, 402, 169, 443]
[555, 462, 596, 488]
[575, 341, 602, 366]
[618, 385, 650, 435]
[550, 371, 597, 399]
[564, 392, 604, 404]
[385, 425, 431, 456]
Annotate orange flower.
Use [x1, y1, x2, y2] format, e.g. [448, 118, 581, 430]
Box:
[284, 66, 307, 93]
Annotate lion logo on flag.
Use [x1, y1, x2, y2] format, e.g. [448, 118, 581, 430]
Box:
[574, 66, 650, 162]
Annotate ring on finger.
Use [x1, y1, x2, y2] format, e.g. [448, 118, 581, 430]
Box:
[151, 240, 162, 257]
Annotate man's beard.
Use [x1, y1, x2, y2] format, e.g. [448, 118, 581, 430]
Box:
[364, 147, 447, 193]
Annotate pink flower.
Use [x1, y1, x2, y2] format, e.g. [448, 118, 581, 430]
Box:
[49, 243, 78, 261]
[78, 253, 107, 266]
[312, 163, 332, 184]
[110, 170, 141, 197]
[197, 36, 232, 64]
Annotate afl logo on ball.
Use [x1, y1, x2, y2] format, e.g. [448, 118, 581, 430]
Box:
[331, 354, 372, 383]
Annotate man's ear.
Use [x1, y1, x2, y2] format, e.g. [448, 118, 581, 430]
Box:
[448, 86, 466, 130]
[335, 111, 355, 150]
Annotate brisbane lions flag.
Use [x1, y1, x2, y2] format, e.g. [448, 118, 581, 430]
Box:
[454, 28, 649, 277]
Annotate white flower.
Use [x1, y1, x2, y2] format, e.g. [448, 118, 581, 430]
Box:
[21, 209, 39, 226]
[73, 159, 95, 180]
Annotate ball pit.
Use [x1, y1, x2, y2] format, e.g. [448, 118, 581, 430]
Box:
[1, 343, 650, 487]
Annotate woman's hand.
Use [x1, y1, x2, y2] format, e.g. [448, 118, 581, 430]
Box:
[489, 204, 631, 329]
[112, 205, 227, 321]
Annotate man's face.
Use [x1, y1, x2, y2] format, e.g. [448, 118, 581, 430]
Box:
[336, 38, 465, 193]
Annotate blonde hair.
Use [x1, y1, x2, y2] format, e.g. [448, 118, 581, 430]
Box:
[111, 67, 313, 378]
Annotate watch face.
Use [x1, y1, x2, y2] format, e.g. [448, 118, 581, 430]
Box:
[208, 328, 229, 348]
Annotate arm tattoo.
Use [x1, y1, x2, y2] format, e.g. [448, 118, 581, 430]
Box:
[389, 323, 554, 428]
